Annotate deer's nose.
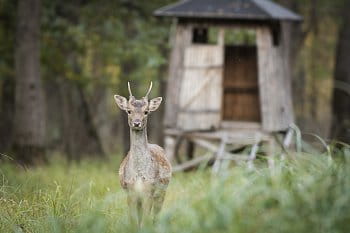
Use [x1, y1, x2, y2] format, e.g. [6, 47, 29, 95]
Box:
[133, 120, 141, 127]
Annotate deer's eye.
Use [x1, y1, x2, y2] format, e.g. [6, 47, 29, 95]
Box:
[144, 111, 149, 115]
[127, 110, 131, 114]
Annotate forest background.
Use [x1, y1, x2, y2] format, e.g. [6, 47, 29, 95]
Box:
[0, 0, 349, 164]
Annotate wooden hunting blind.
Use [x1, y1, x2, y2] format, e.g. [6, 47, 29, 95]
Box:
[154, 0, 302, 165]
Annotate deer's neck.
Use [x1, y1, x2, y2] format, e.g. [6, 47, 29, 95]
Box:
[129, 128, 152, 169]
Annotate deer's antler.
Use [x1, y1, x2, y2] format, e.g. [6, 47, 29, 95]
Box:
[144, 82, 153, 99]
[128, 81, 133, 97]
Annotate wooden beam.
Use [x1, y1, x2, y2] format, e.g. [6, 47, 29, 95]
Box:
[212, 133, 228, 173]
[283, 128, 294, 149]
[191, 138, 249, 161]
[172, 153, 249, 172]
[172, 153, 213, 172]
[247, 135, 261, 169]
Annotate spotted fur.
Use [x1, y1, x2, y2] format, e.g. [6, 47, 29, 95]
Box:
[114, 82, 172, 227]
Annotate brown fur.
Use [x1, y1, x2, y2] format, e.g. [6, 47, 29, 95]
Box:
[119, 144, 172, 189]
[114, 82, 172, 227]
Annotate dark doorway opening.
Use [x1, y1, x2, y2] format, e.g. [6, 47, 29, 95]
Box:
[222, 45, 261, 122]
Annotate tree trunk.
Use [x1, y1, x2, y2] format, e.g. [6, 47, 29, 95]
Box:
[116, 7, 134, 156]
[13, 0, 46, 165]
[0, 73, 15, 152]
[119, 112, 130, 156]
[278, 0, 316, 132]
[0, 1, 16, 153]
[59, 79, 105, 160]
[150, 48, 168, 147]
[118, 60, 132, 156]
[332, 1, 350, 143]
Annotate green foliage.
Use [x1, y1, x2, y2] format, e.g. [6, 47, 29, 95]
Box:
[1, 148, 350, 233]
[40, 0, 173, 95]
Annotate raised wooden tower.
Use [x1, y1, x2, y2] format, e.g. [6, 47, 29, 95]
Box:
[154, 0, 302, 168]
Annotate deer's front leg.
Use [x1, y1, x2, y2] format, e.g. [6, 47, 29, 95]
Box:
[152, 188, 167, 223]
[127, 193, 140, 227]
[140, 193, 153, 226]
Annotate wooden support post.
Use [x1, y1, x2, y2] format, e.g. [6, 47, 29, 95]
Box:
[191, 138, 249, 161]
[281, 128, 294, 159]
[218, 28, 225, 46]
[164, 136, 176, 163]
[267, 137, 276, 169]
[172, 152, 213, 172]
[186, 140, 195, 160]
[283, 128, 294, 148]
[212, 133, 228, 174]
[247, 134, 261, 170]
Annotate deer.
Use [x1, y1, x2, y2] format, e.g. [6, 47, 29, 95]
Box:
[114, 82, 172, 227]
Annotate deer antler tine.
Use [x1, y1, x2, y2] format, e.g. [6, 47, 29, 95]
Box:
[145, 82, 153, 99]
[127, 81, 133, 97]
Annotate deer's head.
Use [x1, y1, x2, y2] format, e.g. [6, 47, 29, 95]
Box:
[114, 82, 162, 130]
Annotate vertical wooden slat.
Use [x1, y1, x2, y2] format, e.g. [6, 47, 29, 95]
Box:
[164, 23, 192, 128]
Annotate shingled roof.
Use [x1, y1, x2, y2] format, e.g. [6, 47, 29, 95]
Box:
[154, 0, 302, 21]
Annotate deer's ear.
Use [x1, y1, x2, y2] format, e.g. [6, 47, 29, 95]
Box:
[149, 97, 162, 112]
[114, 95, 128, 111]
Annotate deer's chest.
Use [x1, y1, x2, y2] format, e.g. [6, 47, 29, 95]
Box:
[124, 155, 158, 184]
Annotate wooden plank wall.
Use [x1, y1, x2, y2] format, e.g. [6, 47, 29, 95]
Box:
[176, 29, 224, 131]
[164, 23, 193, 128]
[177, 43, 224, 131]
[256, 24, 294, 132]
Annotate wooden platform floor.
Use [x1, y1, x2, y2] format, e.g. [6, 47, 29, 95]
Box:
[165, 121, 272, 145]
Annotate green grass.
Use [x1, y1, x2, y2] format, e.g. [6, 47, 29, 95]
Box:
[1, 148, 350, 233]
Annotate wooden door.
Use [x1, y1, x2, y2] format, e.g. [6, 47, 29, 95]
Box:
[177, 44, 224, 131]
[223, 46, 261, 122]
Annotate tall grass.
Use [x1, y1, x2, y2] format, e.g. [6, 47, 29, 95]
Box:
[1, 147, 350, 233]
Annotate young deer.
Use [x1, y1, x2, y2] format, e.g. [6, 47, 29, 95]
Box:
[114, 82, 172, 227]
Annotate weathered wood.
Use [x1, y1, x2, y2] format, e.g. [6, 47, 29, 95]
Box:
[256, 26, 294, 132]
[177, 66, 222, 130]
[267, 137, 276, 168]
[179, 68, 221, 110]
[165, 128, 271, 145]
[191, 138, 249, 160]
[176, 29, 224, 131]
[247, 135, 261, 169]
[283, 128, 294, 149]
[164, 136, 176, 162]
[212, 133, 228, 173]
[165, 23, 295, 132]
[192, 138, 220, 153]
[220, 121, 261, 130]
[172, 153, 213, 172]
[180, 19, 281, 29]
[172, 153, 249, 172]
[184, 45, 223, 68]
[171, 133, 280, 172]
[280, 128, 294, 159]
[164, 23, 192, 128]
